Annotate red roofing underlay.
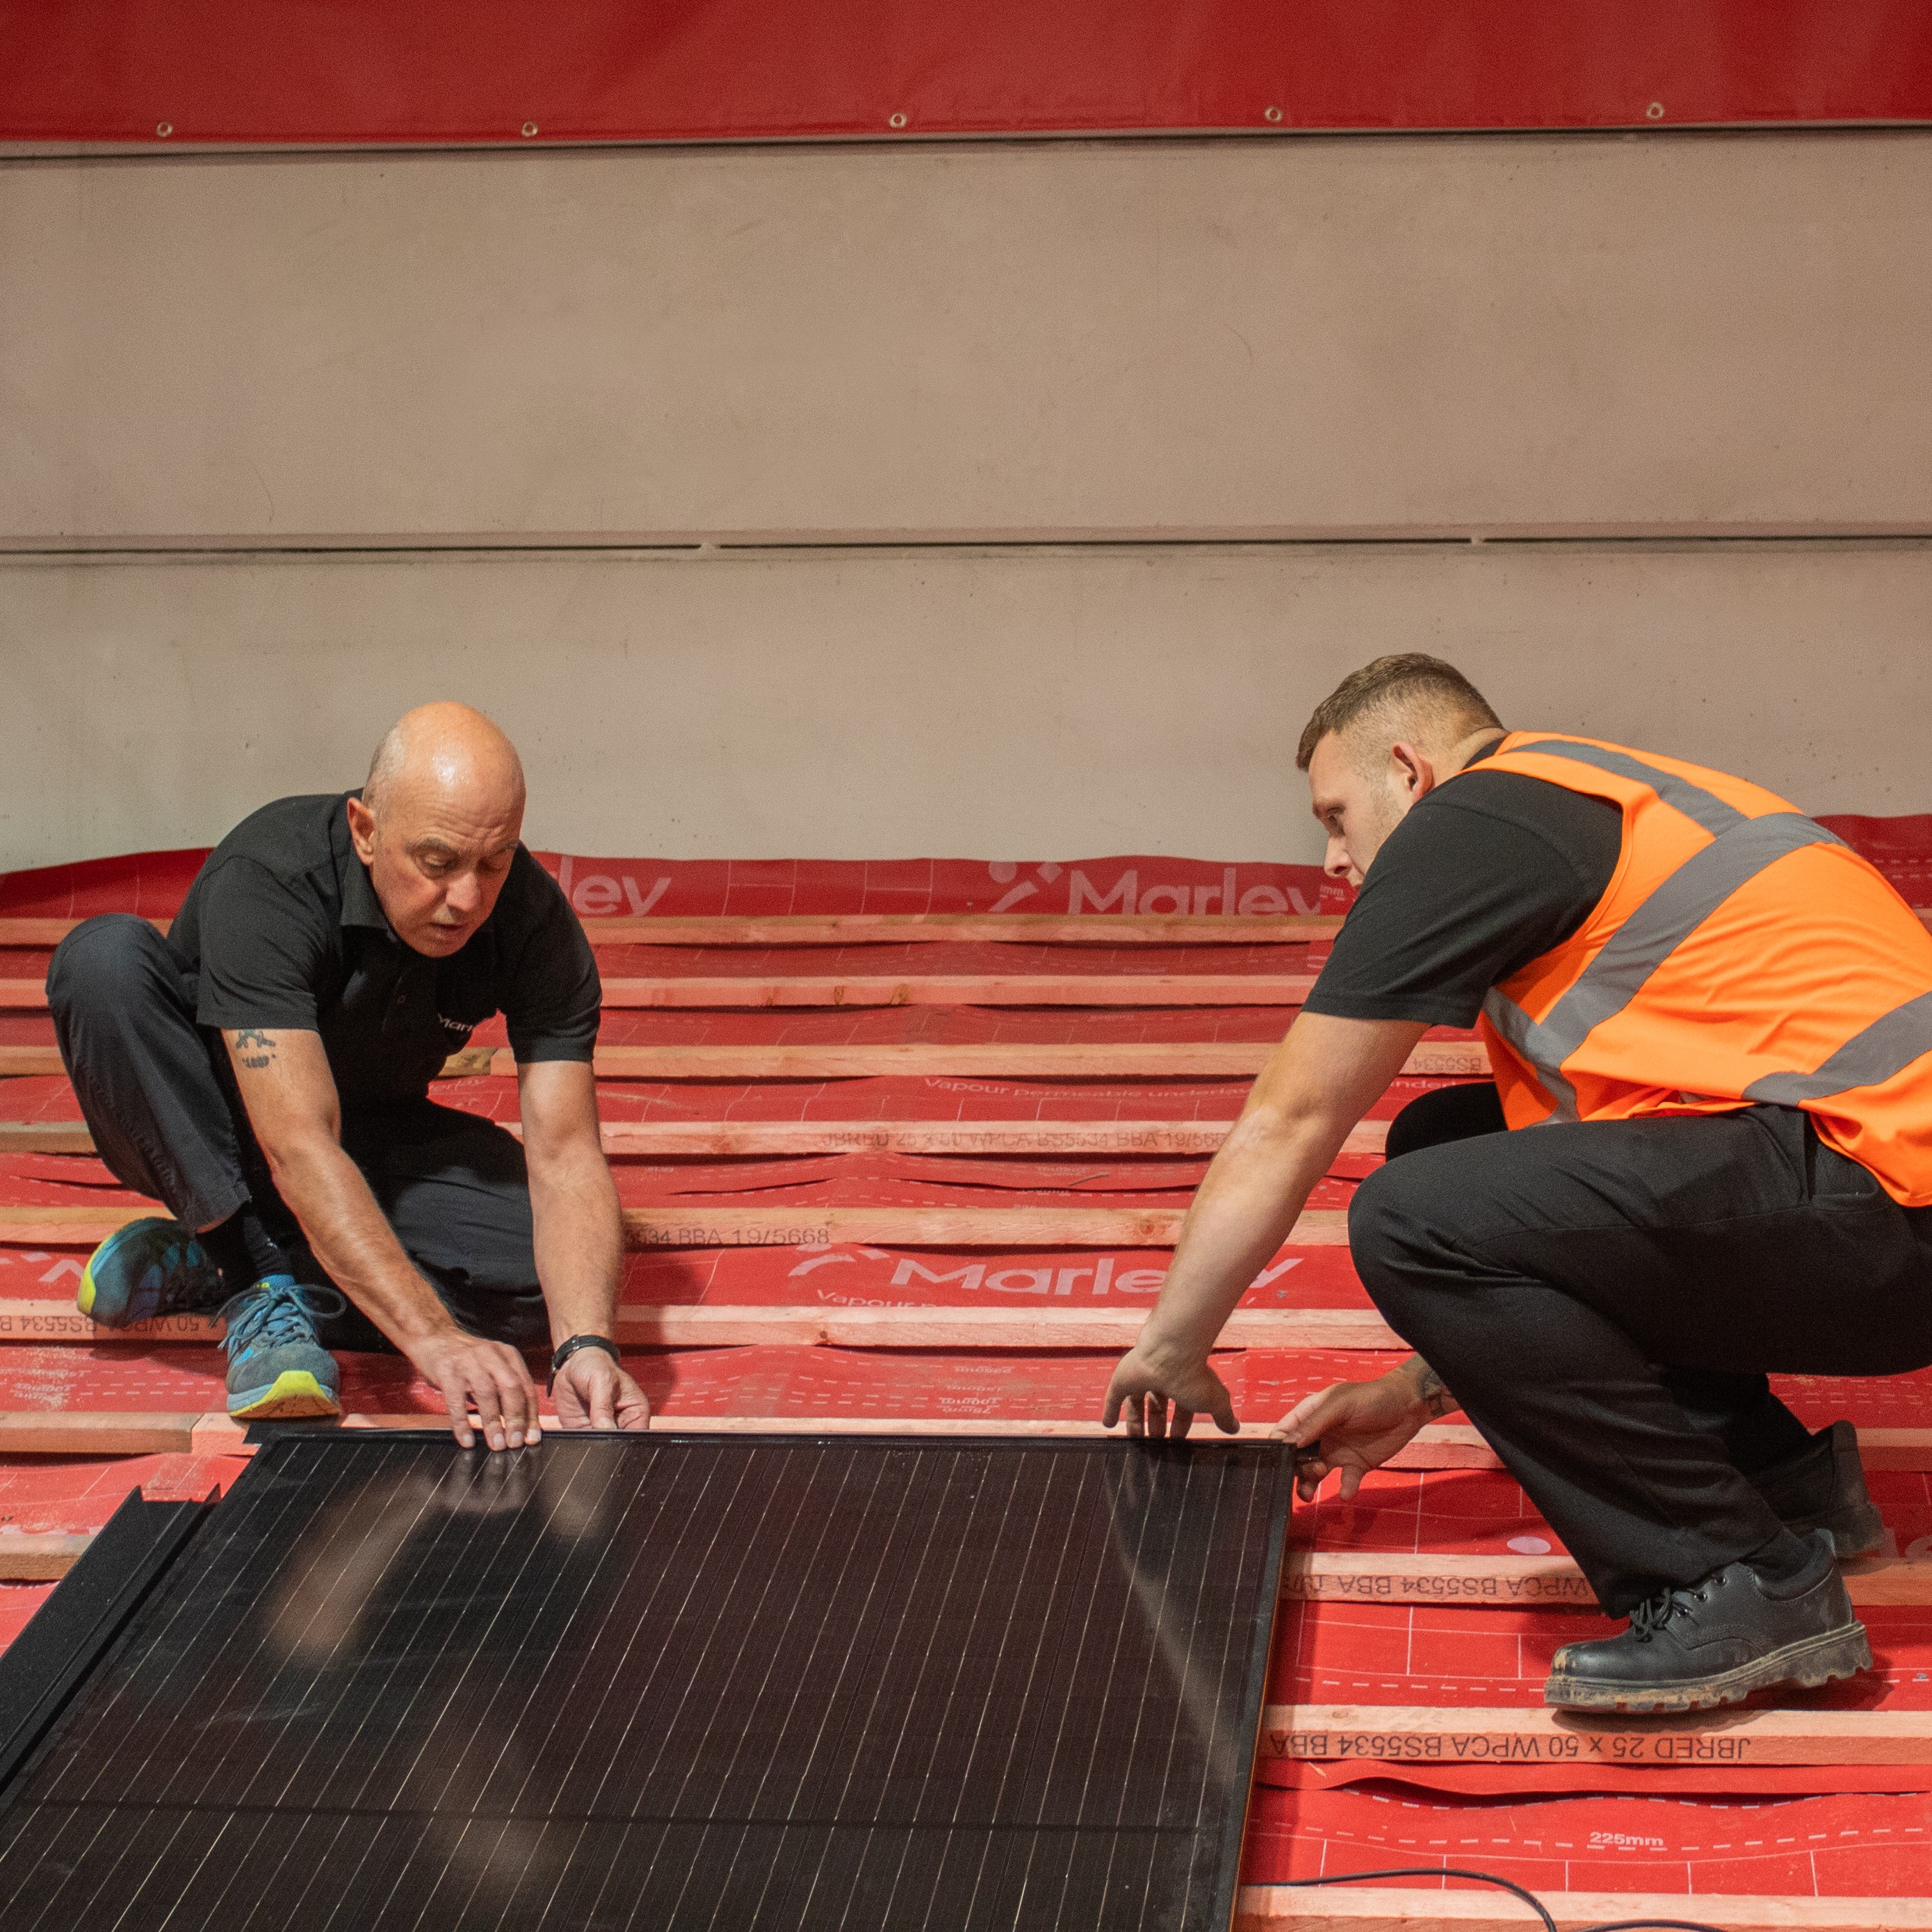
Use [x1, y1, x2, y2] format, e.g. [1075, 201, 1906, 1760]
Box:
[3, 827, 1931, 1901]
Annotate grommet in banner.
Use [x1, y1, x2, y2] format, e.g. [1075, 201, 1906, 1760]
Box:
[1646, 102, 1665, 120]
[888, 112, 908, 129]
[156, 122, 173, 138]
[1264, 106, 1283, 124]
[521, 122, 539, 138]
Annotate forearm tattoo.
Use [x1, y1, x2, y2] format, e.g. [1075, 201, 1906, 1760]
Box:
[1411, 1358, 1459, 1420]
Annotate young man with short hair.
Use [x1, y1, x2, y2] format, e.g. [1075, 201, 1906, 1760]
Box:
[1105, 655, 1932, 1712]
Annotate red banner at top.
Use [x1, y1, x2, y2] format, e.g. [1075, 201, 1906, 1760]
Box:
[2, 1, 1927, 145]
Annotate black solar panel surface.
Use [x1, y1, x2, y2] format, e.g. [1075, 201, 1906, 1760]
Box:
[0, 1432, 1287, 1931]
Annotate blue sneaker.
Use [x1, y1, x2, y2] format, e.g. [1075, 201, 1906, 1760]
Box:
[79, 1217, 222, 1326]
[221, 1276, 344, 1420]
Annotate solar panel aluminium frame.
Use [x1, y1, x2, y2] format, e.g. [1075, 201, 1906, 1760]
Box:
[3, 1429, 1298, 1924]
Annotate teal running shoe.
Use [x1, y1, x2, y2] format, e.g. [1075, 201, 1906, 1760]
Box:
[222, 1276, 344, 1420]
[78, 1217, 222, 1326]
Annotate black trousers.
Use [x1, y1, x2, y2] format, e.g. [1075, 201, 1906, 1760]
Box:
[1358, 1082, 1932, 1614]
[47, 915, 549, 1349]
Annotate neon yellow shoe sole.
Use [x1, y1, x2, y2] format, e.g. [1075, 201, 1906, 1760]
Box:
[226, 1370, 341, 1421]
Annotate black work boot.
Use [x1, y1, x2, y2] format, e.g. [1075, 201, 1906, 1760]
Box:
[1544, 1530, 1871, 1714]
[1751, 1420, 1886, 1559]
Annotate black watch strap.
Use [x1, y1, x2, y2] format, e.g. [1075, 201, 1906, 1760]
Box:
[548, 1332, 622, 1391]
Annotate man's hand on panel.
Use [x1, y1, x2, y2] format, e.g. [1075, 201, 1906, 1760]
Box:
[406, 1327, 544, 1451]
[552, 1347, 652, 1432]
[1273, 1363, 1443, 1502]
[1102, 1345, 1240, 1440]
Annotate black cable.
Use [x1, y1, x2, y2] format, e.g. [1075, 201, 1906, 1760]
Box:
[1283, 1866, 1554, 1929]
[1283, 1865, 1730, 1932]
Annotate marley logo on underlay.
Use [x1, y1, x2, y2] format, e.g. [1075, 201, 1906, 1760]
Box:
[788, 1246, 1304, 1299]
[534, 853, 1342, 917]
[987, 861, 1327, 917]
[554, 856, 670, 918]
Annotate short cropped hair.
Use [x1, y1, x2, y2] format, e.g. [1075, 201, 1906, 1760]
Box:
[365, 729, 404, 807]
[1295, 654, 1502, 770]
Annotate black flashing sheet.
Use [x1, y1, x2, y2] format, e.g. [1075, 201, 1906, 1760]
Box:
[0, 1489, 212, 1794]
[0, 1432, 1288, 1930]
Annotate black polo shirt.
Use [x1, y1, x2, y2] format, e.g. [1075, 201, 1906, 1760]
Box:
[168, 793, 601, 1107]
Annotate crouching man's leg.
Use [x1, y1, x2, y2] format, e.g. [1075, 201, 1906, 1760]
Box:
[341, 1103, 549, 1348]
[49, 915, 343, 1416]
[1345, 1102, 1932, 1712]
[1374, 1081, 1885, 1559]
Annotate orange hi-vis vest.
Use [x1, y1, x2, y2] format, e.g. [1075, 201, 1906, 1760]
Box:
[1463, 733, 1932, 1207]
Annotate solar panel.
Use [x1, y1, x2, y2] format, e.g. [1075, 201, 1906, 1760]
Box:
[0, 1431, 1288, 1931]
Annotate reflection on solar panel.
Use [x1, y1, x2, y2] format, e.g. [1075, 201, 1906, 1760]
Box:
[0, 1432, 1288, 1930]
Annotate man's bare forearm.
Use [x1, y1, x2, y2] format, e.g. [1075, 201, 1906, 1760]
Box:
[263, 1135, 458, 1345]
[1107, 1014, 1429, 1432]
[530, 1146, 624, 1347]
[1135, 1107, 1347, 1369]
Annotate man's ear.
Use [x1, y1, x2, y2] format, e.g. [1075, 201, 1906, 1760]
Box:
[1388, 740, 1438, 802]
[346, 795, 379, 866]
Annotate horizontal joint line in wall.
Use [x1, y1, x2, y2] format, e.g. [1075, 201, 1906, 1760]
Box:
[4, 528, 1932, 561]
[5, 123, 1931, 167]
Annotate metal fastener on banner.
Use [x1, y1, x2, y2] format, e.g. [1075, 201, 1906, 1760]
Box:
[1264, 106, 1283, 123]
[889, 113, 908, 129]
[156, 122, 172, 138]
[1646, 102, 1666, 119]
[521, 122, 539, 138]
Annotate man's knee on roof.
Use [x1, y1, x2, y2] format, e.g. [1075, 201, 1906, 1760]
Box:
[47, 911, 173, 1020]
[1345, 1152, 1436, 1294]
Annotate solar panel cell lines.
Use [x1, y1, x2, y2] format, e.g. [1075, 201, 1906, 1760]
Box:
[0, 1433, 1288, 1931]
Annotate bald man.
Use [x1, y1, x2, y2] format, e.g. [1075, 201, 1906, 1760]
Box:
[48, 703, 649, 1449]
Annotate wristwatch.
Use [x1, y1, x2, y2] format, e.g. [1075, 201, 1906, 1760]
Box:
[548, 1332, 621, 1392]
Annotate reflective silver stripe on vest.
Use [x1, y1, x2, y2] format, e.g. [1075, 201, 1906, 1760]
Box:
[1480, 987, 1582, 1121]
[1504, 738, 1747, 840]
[1744, 989, 1932, 1105]
[1483, 800, 1844, 1118]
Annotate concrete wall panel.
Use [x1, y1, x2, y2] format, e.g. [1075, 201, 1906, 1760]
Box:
[4, 134, 1929, 540]
[3, 543, 1926, 870]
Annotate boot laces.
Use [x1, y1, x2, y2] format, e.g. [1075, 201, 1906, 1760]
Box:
[222, 1278, 343, 1359]
[1627, 1585, 1698, 1643]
